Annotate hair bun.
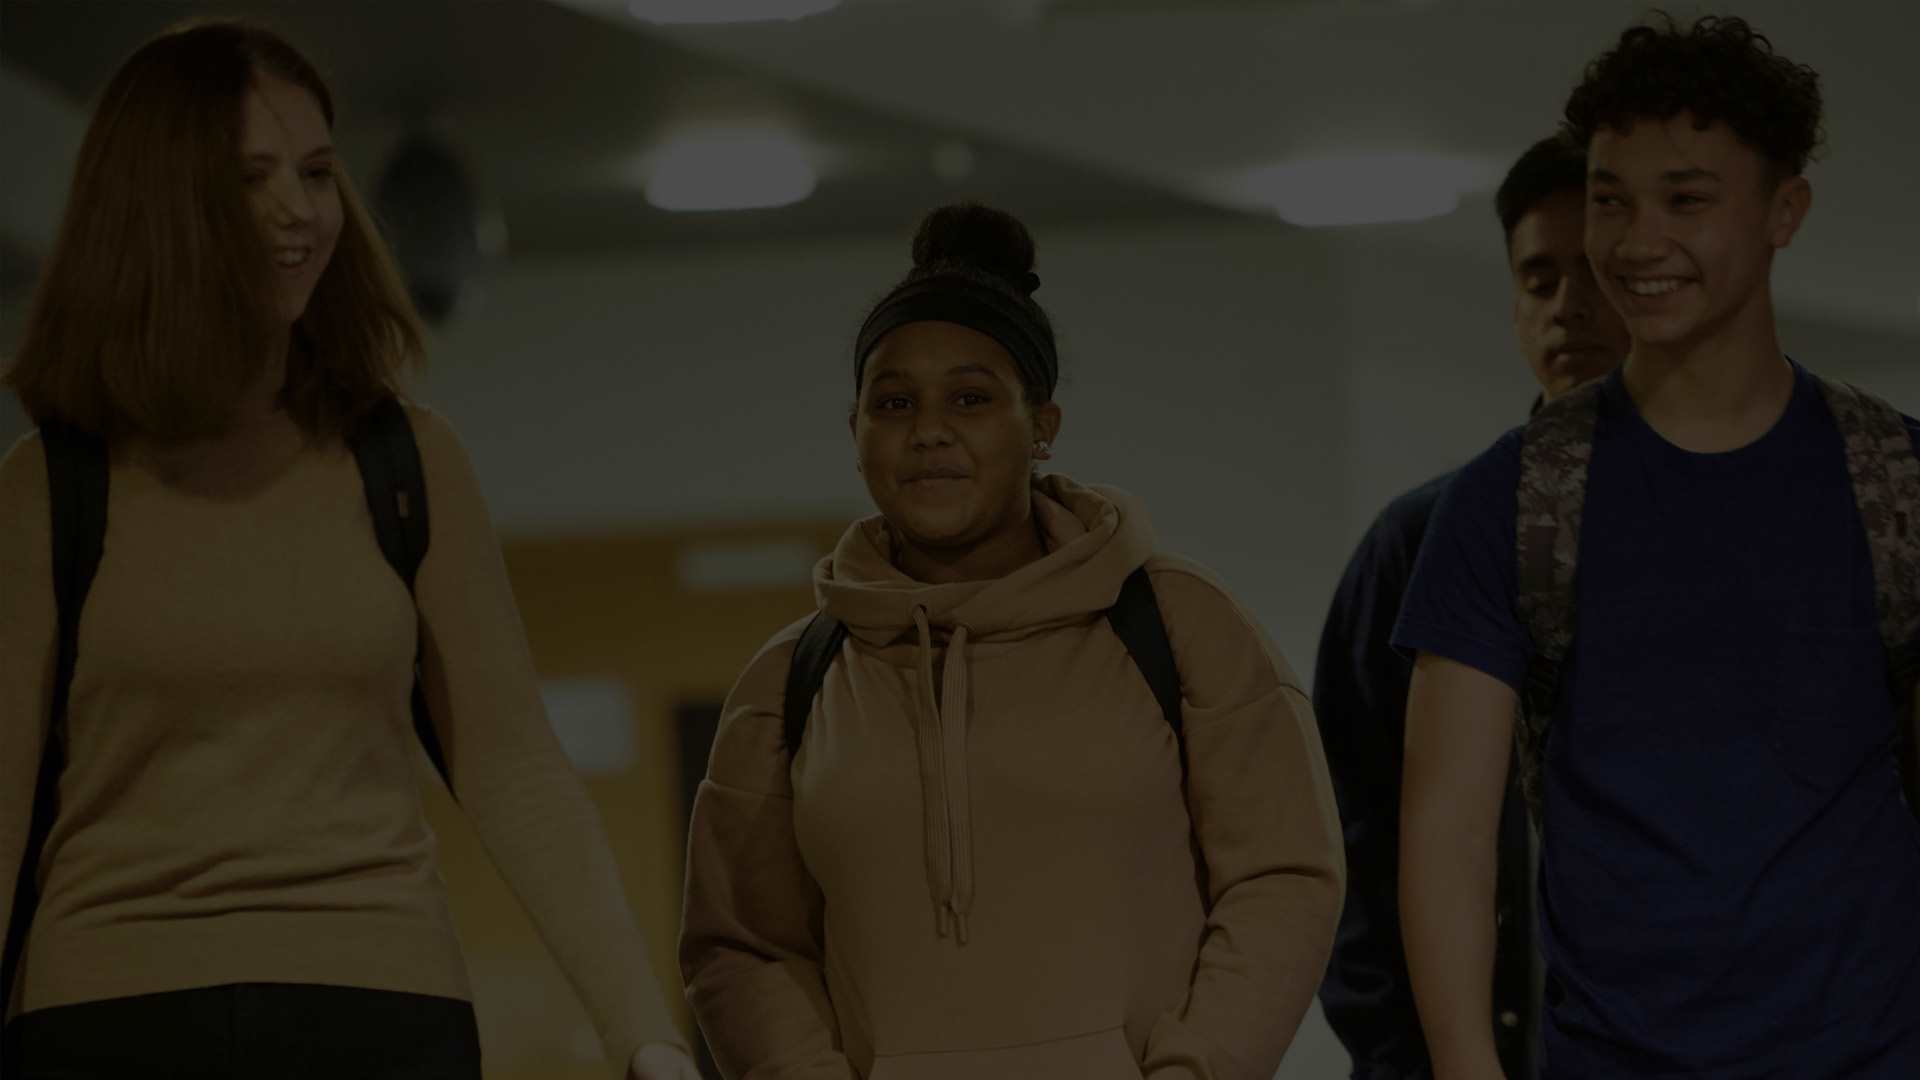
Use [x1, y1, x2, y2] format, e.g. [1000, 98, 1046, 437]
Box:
[911, 203, 1038, 293]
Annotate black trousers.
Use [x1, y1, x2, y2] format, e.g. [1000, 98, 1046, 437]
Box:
[1, 982, 482, 1079]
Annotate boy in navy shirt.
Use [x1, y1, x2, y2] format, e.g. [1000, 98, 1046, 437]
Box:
[1396, 15, 1920, 1078]
[1314, 133, 1628, 1080]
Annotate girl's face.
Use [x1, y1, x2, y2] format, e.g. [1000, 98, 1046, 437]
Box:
[240, 72, 342, 327]
[853, 320, 1060, 560]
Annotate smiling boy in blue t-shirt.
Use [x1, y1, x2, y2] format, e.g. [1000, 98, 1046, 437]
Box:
[1394, 14, 1920, 1079]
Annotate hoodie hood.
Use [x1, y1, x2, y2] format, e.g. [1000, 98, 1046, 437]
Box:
[814, 473, 1157, 644]
[808, 474, 1156, 945]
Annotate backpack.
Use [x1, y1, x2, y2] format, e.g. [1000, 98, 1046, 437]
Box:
[1512, 374, 1920, 822]
[2, 396, 450, 1010]
[781, 565, 1185, 778]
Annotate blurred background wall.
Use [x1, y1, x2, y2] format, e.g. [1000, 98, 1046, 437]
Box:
[3, 0, 1915, 1076]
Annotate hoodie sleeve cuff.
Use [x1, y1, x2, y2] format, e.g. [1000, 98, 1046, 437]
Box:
[1140, 1012, 1218, 1080]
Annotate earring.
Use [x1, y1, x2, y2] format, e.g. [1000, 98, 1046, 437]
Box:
[1033, 440, 1052, 461]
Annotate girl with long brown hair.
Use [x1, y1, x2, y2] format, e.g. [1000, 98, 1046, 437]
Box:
[0, 20, 696, 1080]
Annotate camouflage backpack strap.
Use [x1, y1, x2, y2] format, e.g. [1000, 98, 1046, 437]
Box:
[1815, 375, 1920, 710]
[1513, 379, 1603, 823]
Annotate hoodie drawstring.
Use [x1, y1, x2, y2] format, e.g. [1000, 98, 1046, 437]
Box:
[910, 605, 974, 945]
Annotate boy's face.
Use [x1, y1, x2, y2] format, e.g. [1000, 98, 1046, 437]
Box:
[1510, 189, 1630, 400]
[1585, 112, 1810, 354]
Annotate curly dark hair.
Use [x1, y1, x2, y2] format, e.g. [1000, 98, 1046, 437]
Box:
[1563, 13, 1824, 178]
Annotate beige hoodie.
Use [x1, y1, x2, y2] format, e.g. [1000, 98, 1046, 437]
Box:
[680, 475, 1343, 1080]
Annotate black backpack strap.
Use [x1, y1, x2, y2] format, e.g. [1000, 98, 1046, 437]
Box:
[783, 611, 850, 757]
[1107, 565, 1185, 778]
[5, 424, 109, 1013]
[1816, 375, 1920, 712]
[1514, 379, 1601, 824]
[352, 397, 431, 588]
[778, 571, 1184, 785]
[348, 398, 451, 792]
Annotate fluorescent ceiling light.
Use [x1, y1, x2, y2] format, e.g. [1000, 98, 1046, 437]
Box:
[1212, 152, 1501, 227]
[627, 0, 840, 24]
[643, 126, 818, 212]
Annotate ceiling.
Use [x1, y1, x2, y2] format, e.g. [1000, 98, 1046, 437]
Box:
[0, 0, 1234, 276]
[596, 0, 1920, 335]
[4, 0, 1915, 335]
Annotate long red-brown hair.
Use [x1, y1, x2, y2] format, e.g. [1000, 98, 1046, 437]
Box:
[4, 18, 424, 442]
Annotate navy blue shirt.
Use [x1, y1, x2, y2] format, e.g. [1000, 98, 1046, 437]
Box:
[1314, 474, 1453, 1080]
[1393, 362, 1920, 1078]
[1315, 472, 1541, 1080]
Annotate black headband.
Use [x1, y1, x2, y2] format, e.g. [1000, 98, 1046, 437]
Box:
[853, 274, 1056, 397]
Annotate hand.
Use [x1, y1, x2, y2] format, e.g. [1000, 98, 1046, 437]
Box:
[628, 1041, 702, 1080]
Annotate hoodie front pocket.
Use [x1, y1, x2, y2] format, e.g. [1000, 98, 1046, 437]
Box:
[865, 1025, 1140, 1080]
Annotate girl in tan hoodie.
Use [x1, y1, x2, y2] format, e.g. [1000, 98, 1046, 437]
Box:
[680, 204, 1344, 1080]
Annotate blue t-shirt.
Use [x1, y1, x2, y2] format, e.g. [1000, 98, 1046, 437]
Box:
[1393, 361, 1920, 1078]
